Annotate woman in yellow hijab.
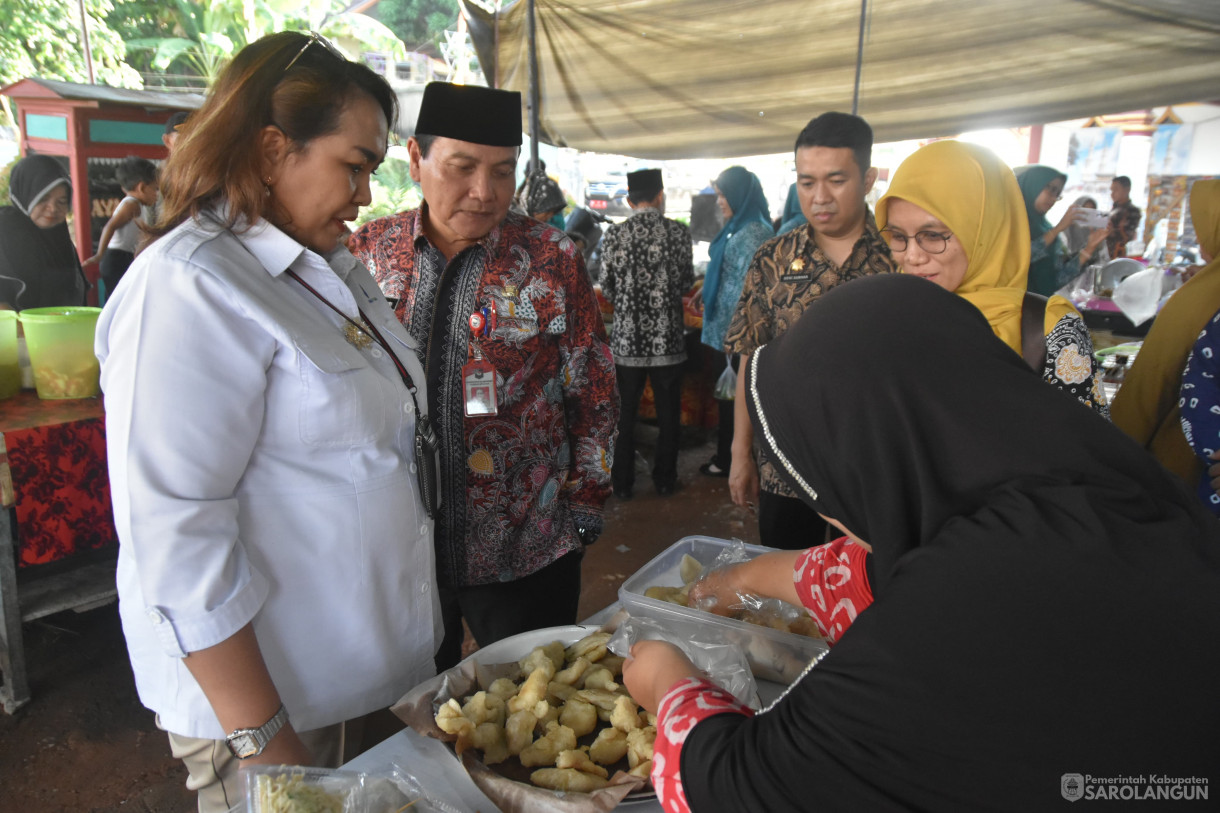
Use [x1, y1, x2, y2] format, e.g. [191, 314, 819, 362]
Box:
[1111, 179, 1220, 484]
[876, 140, 1107, 414]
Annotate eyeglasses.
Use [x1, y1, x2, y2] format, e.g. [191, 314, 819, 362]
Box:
[880, 228, 954, 254]
[284, 31, 346, 72]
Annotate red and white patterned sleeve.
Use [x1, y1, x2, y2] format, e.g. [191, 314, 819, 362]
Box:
[651, 676, 754, 813]
[793, 536, 874, 645]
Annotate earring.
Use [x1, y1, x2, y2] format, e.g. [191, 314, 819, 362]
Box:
[263, 176, 273, 196]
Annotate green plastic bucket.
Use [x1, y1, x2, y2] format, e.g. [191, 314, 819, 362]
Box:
[18, 307, 102, 399]
[0, 311, 20, 400]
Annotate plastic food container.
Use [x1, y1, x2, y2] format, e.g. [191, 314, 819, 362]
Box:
[0, 311, 21, 399]
[18, 307, 102, 399]
[619, 535, 829, 684]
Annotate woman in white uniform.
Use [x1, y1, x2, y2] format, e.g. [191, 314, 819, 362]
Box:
[96, 32, 441, 813]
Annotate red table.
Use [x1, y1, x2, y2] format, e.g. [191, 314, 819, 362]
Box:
[0, 392, 117, 712]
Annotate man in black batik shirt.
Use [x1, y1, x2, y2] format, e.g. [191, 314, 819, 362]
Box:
[600, 169, 694, 498]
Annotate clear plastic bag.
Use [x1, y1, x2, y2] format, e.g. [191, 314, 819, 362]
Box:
[1112, 265, 1164, 326]
[713, 354, 736, 401]
[608, 615, 759, 708]
[361, 762, 466, 813]
[244, 765, 367, 813]
[687, 538, 822, 641]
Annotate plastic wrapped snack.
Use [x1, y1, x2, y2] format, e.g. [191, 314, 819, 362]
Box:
[245, 766, 365, 813]
[620, 536, 830, 683]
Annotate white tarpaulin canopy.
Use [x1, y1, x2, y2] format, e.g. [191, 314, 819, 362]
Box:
[460, 0, 1220, 159]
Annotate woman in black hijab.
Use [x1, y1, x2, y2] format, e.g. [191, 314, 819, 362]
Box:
[0, 154, 88, 309]
[623, 273, 1220, 812]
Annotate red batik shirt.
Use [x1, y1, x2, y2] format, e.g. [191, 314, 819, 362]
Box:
[349, 208, 619, 587]
[649, 537, 874, 812]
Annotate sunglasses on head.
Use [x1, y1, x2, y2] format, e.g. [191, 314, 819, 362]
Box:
[284, 31, 346, 72]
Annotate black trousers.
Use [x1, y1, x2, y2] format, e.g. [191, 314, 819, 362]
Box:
[434, 548, 585, 671]
[612, 362, 683, 492]
[100, 248, 134, 303]
[759, 489, 829, 550]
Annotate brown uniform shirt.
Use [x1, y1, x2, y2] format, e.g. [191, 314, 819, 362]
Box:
[724, 211, 895, 497]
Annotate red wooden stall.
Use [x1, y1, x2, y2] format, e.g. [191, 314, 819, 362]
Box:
[0, 78, 201, 302]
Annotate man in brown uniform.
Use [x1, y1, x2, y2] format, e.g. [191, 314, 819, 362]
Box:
[724, 112, 895, 549]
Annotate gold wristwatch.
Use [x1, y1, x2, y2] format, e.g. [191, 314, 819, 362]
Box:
[224, 703, 289, 759]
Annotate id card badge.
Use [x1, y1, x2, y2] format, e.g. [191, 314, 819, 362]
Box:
[462, 357, 498, 417]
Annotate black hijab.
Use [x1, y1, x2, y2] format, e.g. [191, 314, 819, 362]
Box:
[678, 274, 1220, 812]
[747, 273, 1216, 593]
[0, 155, 87, 309]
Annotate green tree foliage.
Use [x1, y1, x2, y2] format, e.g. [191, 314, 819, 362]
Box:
[105, 0, 185, 75]
[112, 0, 407, 87]
[374, 0, 459, 52]
[0, 0, 142, 89]
[358, 152, 422, 226]
[0, 0, 141, 127]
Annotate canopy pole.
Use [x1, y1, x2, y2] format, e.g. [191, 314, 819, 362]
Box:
[527, 0, 541, 169]
[851, 0, 867, 115]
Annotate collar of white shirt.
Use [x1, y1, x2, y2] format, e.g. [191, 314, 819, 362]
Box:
[205, 205, 360, 284]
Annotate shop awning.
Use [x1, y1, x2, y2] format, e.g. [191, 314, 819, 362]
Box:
[461, 0, 1220, 159]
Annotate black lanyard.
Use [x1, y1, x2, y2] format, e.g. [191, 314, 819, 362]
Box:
[285, 268, 440, 518]
[285, 268, 418, 395]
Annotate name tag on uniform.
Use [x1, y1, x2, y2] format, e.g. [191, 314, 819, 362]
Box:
[462, 358, 498, 417]
[781, 257, 811, 282]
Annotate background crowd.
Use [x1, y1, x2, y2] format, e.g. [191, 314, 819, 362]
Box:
[0, 27, 1216, 813]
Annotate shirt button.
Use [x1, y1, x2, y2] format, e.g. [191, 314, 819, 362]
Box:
[410, 463, 417, 474]
[499, 568, 514, 582]
[420, 524, 428, 535]
[371, 348, 383, 358]
[403, 402, 413, 414]
[420, 582, 430, 594]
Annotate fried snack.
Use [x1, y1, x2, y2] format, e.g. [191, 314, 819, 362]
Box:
[518, 721, 577, 768]
[546, 680, 578, 704]
[629, 760, 653, 779]
[582, 666, 619, 693]
[472, 721, 510, 765]
[559, 698, 598, 737]
[508, 666, 551, 714]
[505, 709, 537, 756]
[454, 723, 477, 757]
[643, 585, 686, 605]
[529, 768, 610, 793]
[435, 699, 473, 736]
[678, 553, 703, 585]
[534, 700, 560, 730]
[598, 654, 626, 677]
[462, 691, 506, 726]
[788, 614, 821, 638]
[609, 695, 642, 733]
[587, 727, 629, 765]
[519, 643, 563, 677]
[564, 632, 612, 663]
[556, 748, 609, 779]
[626, 726, 656, 770]
[442, 633, 655, 794]
[487, 677, 519, 702]
[644, 711, 658, 727]
[553, 656, 591, 686]
[574, 688, 621, 716]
